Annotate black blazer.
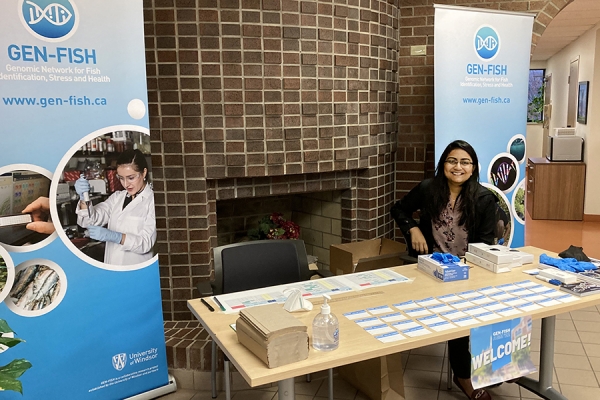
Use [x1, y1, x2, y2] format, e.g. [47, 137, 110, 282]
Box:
[390, 179, 498, 257]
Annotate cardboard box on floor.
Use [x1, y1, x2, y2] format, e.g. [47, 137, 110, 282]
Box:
[338, 354, 405, 400]
[330, 238, 407, 275]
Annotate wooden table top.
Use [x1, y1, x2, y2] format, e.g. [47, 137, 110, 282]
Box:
[188, 246, 600, 387]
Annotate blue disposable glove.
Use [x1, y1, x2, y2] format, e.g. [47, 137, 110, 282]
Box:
[540, 253, 597, 273]
[432, 252, 460, 264]
[74, 176, 91, 199]
[88, 225, 122, 244]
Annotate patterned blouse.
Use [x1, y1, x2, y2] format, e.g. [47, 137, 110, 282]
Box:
[431, 198, 469, 257]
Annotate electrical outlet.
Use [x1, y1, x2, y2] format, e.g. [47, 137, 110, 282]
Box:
[411, 45, 427, 56]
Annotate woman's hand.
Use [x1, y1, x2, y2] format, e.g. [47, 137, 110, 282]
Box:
[409, 227, 428, 254]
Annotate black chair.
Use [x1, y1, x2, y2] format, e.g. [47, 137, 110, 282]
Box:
[196, 239, 333, 400]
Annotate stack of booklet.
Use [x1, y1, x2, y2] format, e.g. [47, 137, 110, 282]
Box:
[465, 243, 534, 273]
[236, 304, 309, 368]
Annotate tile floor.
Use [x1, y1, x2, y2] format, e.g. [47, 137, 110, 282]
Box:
[159, 216, 600, 400]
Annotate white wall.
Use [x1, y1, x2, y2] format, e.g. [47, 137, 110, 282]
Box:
[542, 22, 600, 215]
[526, 123, 544, 158]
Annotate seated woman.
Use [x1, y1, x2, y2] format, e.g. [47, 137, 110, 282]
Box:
[391, 140, 497, 400]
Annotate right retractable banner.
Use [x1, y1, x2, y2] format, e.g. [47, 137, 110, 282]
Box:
[434, 5, 534, 248]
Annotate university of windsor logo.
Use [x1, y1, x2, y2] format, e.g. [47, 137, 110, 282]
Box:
[20, 0, 77, 40]
[112, 353, 127, 371]
[475, 26, 500, 60]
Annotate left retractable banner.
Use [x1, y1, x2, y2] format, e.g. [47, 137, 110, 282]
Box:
[0, 1, 170, 399]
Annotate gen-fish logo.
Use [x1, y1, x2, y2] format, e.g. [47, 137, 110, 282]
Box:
[474, 26, 500, 61]
[19, 0, 79, 42]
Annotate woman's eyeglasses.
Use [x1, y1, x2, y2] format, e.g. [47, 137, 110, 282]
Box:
[445, 158, 473, 167]
[116, 173, 142, 184]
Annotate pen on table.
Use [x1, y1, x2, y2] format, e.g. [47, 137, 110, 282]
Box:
[200, 298, 214, 312]
[536, 275, 561, 286]
[213, 296, 226, 311]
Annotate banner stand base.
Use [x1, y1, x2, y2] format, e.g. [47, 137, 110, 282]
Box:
[124, 374, 177, 400]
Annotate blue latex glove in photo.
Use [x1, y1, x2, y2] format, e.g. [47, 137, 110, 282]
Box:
[88, 225, 122, 244]
[74, 176, 91, 199]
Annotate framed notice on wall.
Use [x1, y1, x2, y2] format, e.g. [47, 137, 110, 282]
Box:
[577, 81, 589, 124]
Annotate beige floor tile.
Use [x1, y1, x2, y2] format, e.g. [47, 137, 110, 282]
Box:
[589, 357, 600, 372]
[554, 329, 582, 342]
[402, 369, 441, 389]
[405, 354, 444, 372]
[578, 306, 600, 313]
[233, 389, 276, 400]
[584, 343, 600, 357]
[555, 319, 576, 331]
[171, 369, 195, 390]
[314, 377, 357, 399]
[486, 382, 520, 397]
[272, 393, 312, 400]
[292, 379, 324, 396]
[571, 310, 600, 322]
[579, 331, 600, 345]
[437, 388, 469, 400]
[556, 312, 572, 320]
[409, 342, 446, 357]
[555, 367, 599, 387]
[403, 386, 441, 400]
[230, 372, 253, 391]
[519, 386, 546, 399]
[158, 388, 199, 400]
[553, 353, 592, 370]
[191, 391, 229, 400]
[554, 340, 586, 356]
[574, 320, 600, 333]
[560, 384, 600, 400]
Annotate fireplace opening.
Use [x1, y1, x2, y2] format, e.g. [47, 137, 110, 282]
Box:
[216, 191, 343, 270]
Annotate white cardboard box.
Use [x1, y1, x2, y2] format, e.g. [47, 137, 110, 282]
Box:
[417, 255, 469, 282]
[465, 251, 516, 274]
[467, 243, 533, 265]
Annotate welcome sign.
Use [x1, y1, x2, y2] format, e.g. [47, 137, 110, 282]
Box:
[0, 1, 169, 398]
[434, 5, 534, 248]
[470, 316, 536, 388]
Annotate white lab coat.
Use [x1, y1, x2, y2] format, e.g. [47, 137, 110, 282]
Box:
[77, 184, 156, 266]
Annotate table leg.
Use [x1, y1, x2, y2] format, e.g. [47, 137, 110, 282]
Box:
[277, 378, 295, 399]
[517, 316, 567, 400]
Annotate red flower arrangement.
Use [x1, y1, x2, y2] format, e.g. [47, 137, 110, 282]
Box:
[248, 212, 300, 240]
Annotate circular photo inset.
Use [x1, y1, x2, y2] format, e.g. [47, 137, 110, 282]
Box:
[481, 183, 513, 247]
[512, 179, 526, 225]
[0, 247, 15, 305]
[487, 153, 520, 193]
[6, 259, 67, 317]
[507, 134, 526, 164]
[0, 165, 56, 252]
[50, 126, 157, 271]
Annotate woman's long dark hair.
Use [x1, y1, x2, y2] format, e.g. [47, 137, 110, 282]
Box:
[427, 140, 480, 230]
[116, 149, 150, 182]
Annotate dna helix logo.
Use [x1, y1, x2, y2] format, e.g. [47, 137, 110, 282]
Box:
[474, 26, 500, 60]
[20, 0, 78, 40]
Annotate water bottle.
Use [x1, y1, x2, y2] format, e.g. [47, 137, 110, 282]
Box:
[312, 294, 339, 351]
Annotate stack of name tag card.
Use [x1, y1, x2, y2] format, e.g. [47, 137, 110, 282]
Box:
[417, 254, 469, 282]
[465, 243, 534, 273]
[236, 303, 309, 368]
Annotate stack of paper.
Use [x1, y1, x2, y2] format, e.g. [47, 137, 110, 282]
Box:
[236, 304, 308, 368]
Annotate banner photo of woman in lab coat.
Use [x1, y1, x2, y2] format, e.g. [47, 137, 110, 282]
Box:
[0, 1, 170, 399]
[53, 129, 156, 270]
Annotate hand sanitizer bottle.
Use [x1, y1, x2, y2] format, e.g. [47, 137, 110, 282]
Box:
[312, 294, 339, 351]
